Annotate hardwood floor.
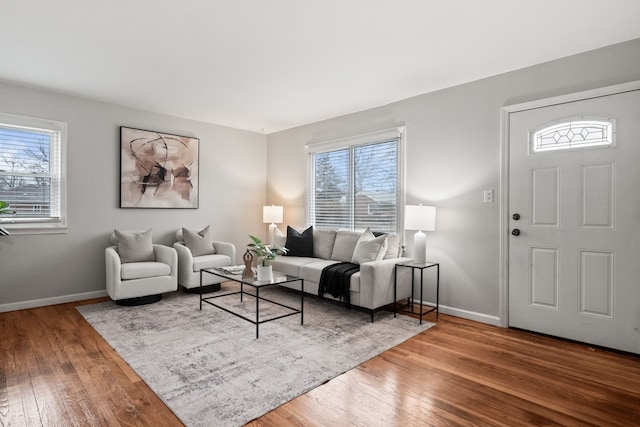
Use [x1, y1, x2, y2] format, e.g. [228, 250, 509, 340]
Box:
[1, 298, 639, 426]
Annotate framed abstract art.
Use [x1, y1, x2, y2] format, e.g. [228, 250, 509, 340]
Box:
[120, 126, 199, 208]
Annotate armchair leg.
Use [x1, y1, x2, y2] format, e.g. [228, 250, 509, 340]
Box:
[115, 294, 162, 306]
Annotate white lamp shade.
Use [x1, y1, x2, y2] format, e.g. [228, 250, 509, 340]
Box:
[263, 205, 283, 224]
[405, 205, 436, 231]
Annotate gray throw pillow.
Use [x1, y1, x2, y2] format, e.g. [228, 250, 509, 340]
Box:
[114, 229, 155, 263]
[183, 225, 216, 256]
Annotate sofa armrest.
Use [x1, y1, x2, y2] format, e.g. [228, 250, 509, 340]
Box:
[153, 244, 178, 278]
[174, 242, 195, 287]
[358, 257, 412, 310]
[213, 240, 236, 263]
[105, 246, 122, 296]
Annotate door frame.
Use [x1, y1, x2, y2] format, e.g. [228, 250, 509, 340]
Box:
[498, 80, 640, 327]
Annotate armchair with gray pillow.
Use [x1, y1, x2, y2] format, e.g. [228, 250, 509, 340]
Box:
[105, 229, 178, 305]
[173, 226, 236, 293]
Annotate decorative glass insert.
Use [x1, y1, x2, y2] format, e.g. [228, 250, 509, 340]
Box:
[531, 119, 614, 153]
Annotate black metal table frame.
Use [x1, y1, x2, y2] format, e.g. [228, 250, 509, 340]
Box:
[394, 261, 440, 324]
[199, 268, 304, 338]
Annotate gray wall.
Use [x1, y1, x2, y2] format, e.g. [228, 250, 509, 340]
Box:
[266, 38, 640, 324]
[0, 82, 268, 311]
[3, 38, 639, 318]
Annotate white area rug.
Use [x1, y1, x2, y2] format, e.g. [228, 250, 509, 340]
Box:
[78, 283, 432, 427]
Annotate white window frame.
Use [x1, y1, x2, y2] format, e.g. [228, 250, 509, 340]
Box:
[0, 112, 67, 235]
[305, 127, 405, 234]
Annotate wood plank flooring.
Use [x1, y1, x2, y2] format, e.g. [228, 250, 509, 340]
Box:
[1, 296, 639, 426]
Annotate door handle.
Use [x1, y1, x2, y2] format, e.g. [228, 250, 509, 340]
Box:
[512, 229, 521, 236]
[512, 213, 521, 220]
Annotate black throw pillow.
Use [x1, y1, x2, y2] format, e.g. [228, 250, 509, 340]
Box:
[285, 225, 314, 257]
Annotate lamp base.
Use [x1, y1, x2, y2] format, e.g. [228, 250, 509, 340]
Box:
[413, 230, 427, 264]
[268, 223, 278, 246]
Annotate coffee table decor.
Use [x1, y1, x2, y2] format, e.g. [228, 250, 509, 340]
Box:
[246, 234, 288, 281]
[242, 249, 254, 278]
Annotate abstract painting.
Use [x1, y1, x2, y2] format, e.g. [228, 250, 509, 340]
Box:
[120, 127, 199, 208]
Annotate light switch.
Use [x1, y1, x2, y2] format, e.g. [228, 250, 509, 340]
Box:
[483, 189, 494, 204]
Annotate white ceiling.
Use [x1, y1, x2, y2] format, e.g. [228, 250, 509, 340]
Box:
[2, 1, 640, 134]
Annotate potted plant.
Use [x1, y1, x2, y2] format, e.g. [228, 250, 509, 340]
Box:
[0, 201, 14, 236]
[247, 234, 288, 281]
[0, 201, 14, 215]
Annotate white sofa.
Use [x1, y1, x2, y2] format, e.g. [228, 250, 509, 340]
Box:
[270, 228, 412, 321]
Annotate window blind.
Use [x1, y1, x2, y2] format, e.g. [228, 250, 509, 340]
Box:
[308, 129, 402, 234]
[0, 113, 65, 230]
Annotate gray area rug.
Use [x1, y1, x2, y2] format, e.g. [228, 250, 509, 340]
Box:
[78, 283, 433, 426]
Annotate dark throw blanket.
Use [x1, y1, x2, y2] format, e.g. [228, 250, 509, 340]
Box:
[318, 262, 360, 306]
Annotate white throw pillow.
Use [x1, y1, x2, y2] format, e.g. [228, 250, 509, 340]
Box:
[351, 228, 388, 264]
[383, 234, 401, 259]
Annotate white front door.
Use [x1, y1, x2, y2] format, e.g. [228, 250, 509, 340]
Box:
[508, 89, 640, 354]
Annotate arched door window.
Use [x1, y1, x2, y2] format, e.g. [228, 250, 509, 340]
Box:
[531, 118, 614, 153]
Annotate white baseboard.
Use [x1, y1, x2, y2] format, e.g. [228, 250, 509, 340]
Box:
[438, 304, 502, 326]
[0, 290, 108, 313]
[414, 300, 502, 327]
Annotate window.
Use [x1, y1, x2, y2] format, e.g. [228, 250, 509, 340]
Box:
[531, 118, 614, 153]
[307, 128, 404, 234]
[0, 113, 67, 234]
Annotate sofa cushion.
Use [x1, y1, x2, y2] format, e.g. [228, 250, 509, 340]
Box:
[114, 229, 155, 263]
[298, 258, 341, 283]
[371, 231, 402, 259]
[183, 225, 216, 256]
[271, 256, 317, 277]
[383, 234, 402, 259]
[274, 257, 362, 293]
[352, 232, 388, 264]
[273, 227, 286, 247]
[330, 230, 362, 262]
[120, 261, 170, 280]
[192, 254, 233, 272]
[285, 225, 314, 257]
[313, 229, 337, 260]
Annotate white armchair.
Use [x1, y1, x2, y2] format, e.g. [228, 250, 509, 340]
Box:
[174, 227, 236, 293]
[105, 229, 178, 305]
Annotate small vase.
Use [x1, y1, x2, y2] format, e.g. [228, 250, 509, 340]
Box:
[257, 265, 273, 281]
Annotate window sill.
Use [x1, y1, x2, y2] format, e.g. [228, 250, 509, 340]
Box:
[0, 224, 68, 235]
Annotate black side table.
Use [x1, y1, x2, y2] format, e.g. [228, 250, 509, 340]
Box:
[394, 261, 440, 324]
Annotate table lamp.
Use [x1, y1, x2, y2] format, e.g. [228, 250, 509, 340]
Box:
[263, 205, 283, 245]
[404, 204, 436, 264]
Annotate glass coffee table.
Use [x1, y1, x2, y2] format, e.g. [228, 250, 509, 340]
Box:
[199, 268, 304, 338]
